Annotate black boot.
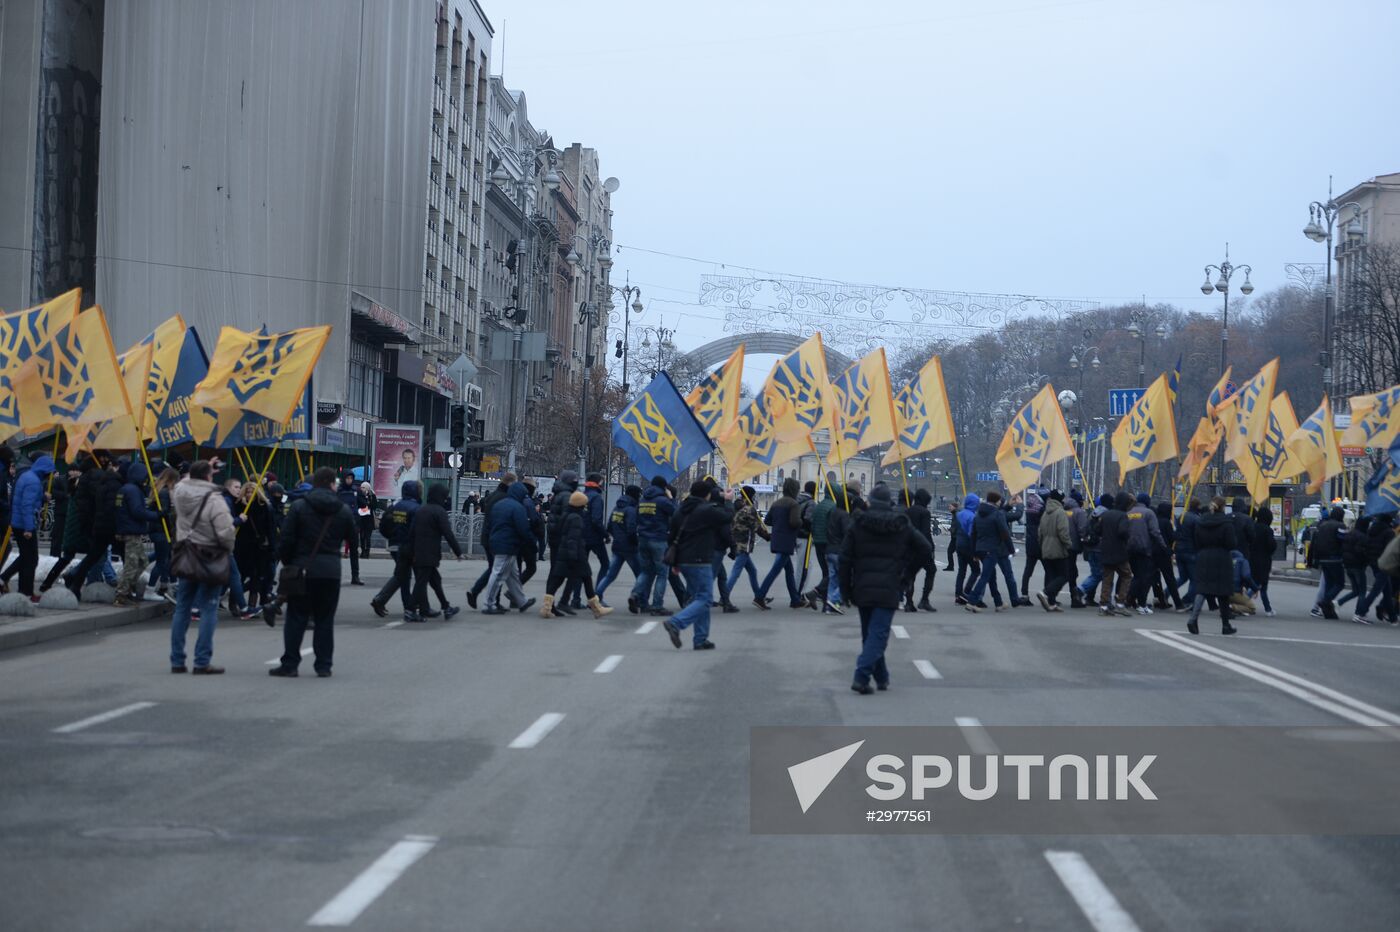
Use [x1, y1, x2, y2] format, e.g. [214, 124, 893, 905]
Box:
[917, 598, 936, 612]
[1070, 589, 1085, 609]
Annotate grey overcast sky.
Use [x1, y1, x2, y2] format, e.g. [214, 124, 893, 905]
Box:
[494, 0, 1400, 364]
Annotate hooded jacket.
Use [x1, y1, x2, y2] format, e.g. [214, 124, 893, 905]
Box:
[1065, 496, 1086, 552]
[608, 491, 640, 556]
[173, 477, 236, 552]
[1098, 493, 1134, 565]
[379, 481, 422, 550]
[826, 494, 854, 552]
[669, 494, 734, 565]
[489, 482, 535, 557]
[955, 494, 980, 555]
[1229, 497, 1255, 552]
[478, 479, 513, 552]
[1309, 513, 1346, 565]
[1191, 510, 1238, 597]
[1038, 497, 1072, 560]
[839, 498, 932, 608]
[636, 482, 676, 543]
[583, 480, 608, 546]
[90, 466, 124, 541]
[794, 490, 815, 540]
[279, 486, 357, 579]
[115, 461, 160, 536]
[811, 496, 835, 545]
[8, 455, 54, 533]
[765, 478, 804, 555]
[1175, 508, 1200, 556]
[905, 489, 934, 546]
[1126, 500, 1166, 556]
[411, 484, 462, 567]
[970, 501, 1013, 557]
[1249, 512, 1277, 582]
[547, 471, 580, 547]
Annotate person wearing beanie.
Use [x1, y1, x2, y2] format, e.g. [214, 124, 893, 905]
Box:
[541, 490, 612, 618]
[630, 475, 678, 616]
[576, 472, 609, 604]
[1072, 490, 1118, 609]
[1125, 493, 1167, 614]
[754, 477, 808, 610]
[1095, 492, 1136, 616]
[900, 488, 938, 612]
[659, 479, 733, 650]
[1035, 488, 1073, 611]
[596, 485, 642, 606]
[965, 490, 1018, 611]
[726, 485, 770, 603]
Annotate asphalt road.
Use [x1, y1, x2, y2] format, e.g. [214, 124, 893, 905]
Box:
[2, 554, 1398, 931]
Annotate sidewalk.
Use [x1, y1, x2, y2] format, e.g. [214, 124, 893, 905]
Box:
[0, 598, 171, 653]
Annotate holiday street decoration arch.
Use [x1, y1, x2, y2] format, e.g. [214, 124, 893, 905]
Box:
[675, 331, 854, 375]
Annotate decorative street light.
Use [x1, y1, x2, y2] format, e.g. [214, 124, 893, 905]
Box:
[639, 323, 676, 376]
[1303, 176, 1365, 410]
[1125, 302, 1169, 382]
[1200, 244, 1254, 493]
[568, 221, 613, 478]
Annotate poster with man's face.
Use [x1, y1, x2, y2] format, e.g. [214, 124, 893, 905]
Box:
[371, 425, 424, 500]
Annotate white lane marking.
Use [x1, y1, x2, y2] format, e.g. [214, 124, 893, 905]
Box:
[382, 620, 405, 629]
[1044, 850, 1143, 932]
[892, 624, 910, 639]
[508, 713, 565, 749]
[954, 716, 999, 755]
[267, 648, 313, 666]
[1206, 632, 1400, 650]
[1138, 630, 1400, 729]
[307, 834, 439, 926]
[913, 659, 942, 680]
[635, 621, 658, 634]
[53, 701, 157, 735]
[594, 654, 624, 674]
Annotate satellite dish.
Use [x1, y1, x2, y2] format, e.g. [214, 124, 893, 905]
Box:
[603, 177, 620, 193]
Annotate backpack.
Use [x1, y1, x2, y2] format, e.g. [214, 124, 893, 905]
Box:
[1081, 512, 1103, 549]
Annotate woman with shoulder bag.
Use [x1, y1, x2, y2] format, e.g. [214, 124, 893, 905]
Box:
[169, 460, 236, 674]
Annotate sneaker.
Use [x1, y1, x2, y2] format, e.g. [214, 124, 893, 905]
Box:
[1113, 606, 1133, 617]
[994, 604, 1009, 613]
[851, 682, 874, 695]
[466, 590, 479, 609]
[1310, 606, 1324, 618]
[1048, 604, 1064, 613]
[268, 666, 298, 678]
[1099, 607, 1114, 616]
[480, 606, 506, 615]
[955, 596, 968, 606]
[370, 599, 388, 618]
[1353, 615, 1373, 626]
[404, 611, 424, 623]
[1035, 592, 1051, 612]
[350, 579, 365, 586]
[662, 620, 682, 649]
[191, 665, 225, 675]
[1265, 609, 1275, 617]
[964, 603, 981, 614]
[752, 598, 771, 611]
[442, 605, 461, 620]
[1136, 606, 1152, 616]
[827, 601, 845, 615]
[1141, 605, 1155, 615]
[693, 640, 716, 651]
[627, 594, 640, 614]
[516, 598, 536, 613]
[721, 602, 740, 614]
[236, 608, 258, 621]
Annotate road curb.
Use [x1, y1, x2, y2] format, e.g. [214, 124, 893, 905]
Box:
[0, 600, 172, 653]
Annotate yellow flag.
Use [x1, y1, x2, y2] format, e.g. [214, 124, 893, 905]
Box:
[829, 349, 898, 463]
[191, 325, 330, 424]
[881, 356, 956, 466]
[995, 384, 1076, 495]
[1221, 358, 1278, 463]
[140, 315, 188, 439]
[0, 288, 82, 442]
[686, 345, 744, 441]
[90, 342, 157, 450]
[764, 334, 832, 443]
[1177, 416, 1222, 485]
[14, 306, 132, 431]
[1110, 372, 1179, 483]
[724, 393, 814, 485]
[1287, 396, 1344, 494]
[1238, 391, 1299, 504]
[1340, 384, 1400, 450]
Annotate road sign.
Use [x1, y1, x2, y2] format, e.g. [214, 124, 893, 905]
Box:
[1072, 467, 1082, 482]
[479, 454, 500, 473]
[1108, 387, 1146, 418]
[975, 471, 1000, 483]
[914, 470, 927, 477]
[1340, 446, 1364, 459]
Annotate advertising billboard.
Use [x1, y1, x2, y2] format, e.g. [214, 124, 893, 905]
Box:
[370, 424, 423, 499]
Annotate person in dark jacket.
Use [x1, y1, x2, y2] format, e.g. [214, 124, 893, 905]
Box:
[1095, 492, 1134, 615]
[1018, 489, 1045, 599]
[629, 476, 676, 616]
[47, 462, 69, 559]
[965, 491, 1018, 611]
[755, 477, 807, 609]
[547, 470, 582, 608]
[543, 490, 613, 619]
[707, 483, 738, 613]
[4, 454, 54, 598]
[1150, 501, 1185, 611]
[842, 484, 933, 693]
[901, 488, 938, 611]
[1338, 515, 1371, 609]
[369, 480, 421, 619]
[1175, 499, 1201, 602]
[466, 472, 518, 609]
[233, 482, 275, 611]
[725, 486, 770, 604]
[1353, 513, 1396, 624]
[41, 457, 95, 593]
[518, 482, 544, 584]
[659, 480, 733, 650]
[1075, 493, 1113, 606]
[823, 488, 853, 614]
[1185, 496, 1239, 636]
[1248, 506, 1277, 616]
[112, 460, 159, 604]
[953, 493, 981, 603]
[1035, 491, 1073, 610]
[482, 481, 536, 615]
[1124, 492, 1166, 612]
[335, 473, 365, 584]
[806, 477, 838, 607]
[405, 483, 462, 622]
[269, 468, 358, 677]
[63, 459, 122, 597]
[581, 472, 609, 587]
[148, 467, 179, 602]
[1307, 507, 1347, 617]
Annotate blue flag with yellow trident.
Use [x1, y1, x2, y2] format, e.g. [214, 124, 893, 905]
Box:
[612, 372, 714, 483]
[1363, 437, 1400, 517]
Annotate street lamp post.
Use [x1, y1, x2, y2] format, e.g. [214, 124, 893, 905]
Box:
[1125, 303, 1168, 383]
[1200, 244, 1254, 493]
[639, 323, 676, 377]
[604, 274, 644, 486]
[568, 224, 611, 478]
[1303, 176, 1364, 410]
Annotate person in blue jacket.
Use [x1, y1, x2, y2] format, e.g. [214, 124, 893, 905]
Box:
[482, 480, 537, 615]
[114, 461, 160, 605]
[628, 476, 677, 616]
[597, 485, 640, 607]
[7, 454, 54, 598]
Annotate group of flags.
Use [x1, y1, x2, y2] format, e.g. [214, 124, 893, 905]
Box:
[0, 289, 330, 471]
[611, 335, 960, 489]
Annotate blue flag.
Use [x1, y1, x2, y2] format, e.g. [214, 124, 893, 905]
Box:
[149, 326, 210, 449]
[217, 380, 314, 447]
[612, 372, 714, 483]
[1364, 436, 1400, 516]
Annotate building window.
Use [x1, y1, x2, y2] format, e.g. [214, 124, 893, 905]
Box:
[348, 340, 385, 418]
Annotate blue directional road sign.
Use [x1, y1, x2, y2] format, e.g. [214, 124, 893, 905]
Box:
[1073, 467, 1083, 482]
[1109, 387, 1146, 418]
[975, 471, 1000, 483]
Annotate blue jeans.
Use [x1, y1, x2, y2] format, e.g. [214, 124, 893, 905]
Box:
[222, 558, 246, 611]
[87, 548, 117, 586]
[826, 553, 842, 604]
[757, 552, 800, 604]
[170, 577, 221, 668]
[969, 553, 1017, 606]
[1357, 572, 1393, 617]
[1176, 552, 1197, 601]
[670, 564, 713, 646]
[630, 538, 669, 609]
[150, 538, 172, 589]
[1078, 551, 1103, 598]
[711, 551, 732, 602]
[854, 605, 895, 686]
[726, 552, 761, 596]
[597, 551, 639, 597]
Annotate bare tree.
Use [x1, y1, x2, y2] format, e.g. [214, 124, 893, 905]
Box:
[1336, 242, 1400, 398]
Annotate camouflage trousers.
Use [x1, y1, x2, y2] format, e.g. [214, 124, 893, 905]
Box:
[116, 535, 148, 598]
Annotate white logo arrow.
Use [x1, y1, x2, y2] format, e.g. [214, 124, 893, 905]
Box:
[787, 740, 865, 813]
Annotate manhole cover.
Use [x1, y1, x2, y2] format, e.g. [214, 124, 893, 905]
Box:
[81, 825, 221, 842]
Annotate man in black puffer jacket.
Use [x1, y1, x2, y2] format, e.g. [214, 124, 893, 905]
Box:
[64, 459, 123, 596]
[841, 485, 932, 694]
[406, 483, 463, 622]
[659, 480, 733, 651]
[901, 488, 938, 611]
[1095, 492, 1134, 615]
[270, 468, 357, 678]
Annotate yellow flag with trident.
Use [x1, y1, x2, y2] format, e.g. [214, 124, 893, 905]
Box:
[88, 342, 157, 450]
[13, 306, 132, 432]
[1221, 358, 1279, 464]
[192, 325, 330, 424]
[1110, 372, 1179, 483]
[0, 288, 82, 443]
[1177, 416, 1222, 486]
[764, 334, 833, 443]
[995, 384, 1076, 495]
[686, 345, 744, 441]
[1287, 396, 1345, 494]
[881, 355, 956, 466]
[829, 348, 898, 463]
[1238, 391, 1300, 504]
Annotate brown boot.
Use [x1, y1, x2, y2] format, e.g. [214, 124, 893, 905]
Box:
[588, 596, 613, 618]
[540, 595, 555, 619]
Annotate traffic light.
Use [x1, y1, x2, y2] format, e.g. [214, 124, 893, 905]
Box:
[449, 404, 467, 448]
